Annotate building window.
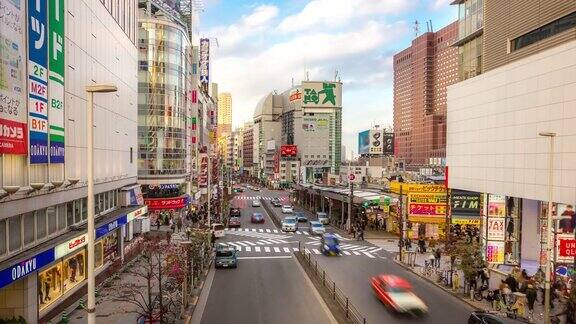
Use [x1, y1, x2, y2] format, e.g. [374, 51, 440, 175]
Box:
[130, 147, 133, 163]
[74, 200, 82, 224]
[95, 241, 104, 268]
[23, 212, 35, 246]
[38, 262, 63, 310]
[82, 198, 88, 221]
[48, 206, 58, 235]
[510, 11, 576, 52]
[8, 215, 21, 252]
[36, 209, 47, 240]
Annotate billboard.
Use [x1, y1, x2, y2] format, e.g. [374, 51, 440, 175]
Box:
[199, 38, 209, 90]
[48, 0, 65, 163]
[280, 145, 297, 157]
[198, 153, 208, 187]
[301, 81, 342, 108]
[28, 0, 49, 164]
[407, 193, 447, 218]
[0, 0, 28, 154]
[358, 130, 369, 155]
[369, 129, 383, 154]
[383, 132, 394, 155]
[451, 190, 481, 216]
[302, 116, 328, 132]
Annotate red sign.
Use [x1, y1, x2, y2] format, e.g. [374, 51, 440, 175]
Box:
[0, 118, 28, 154]
[289, 90, 302, 102]
[274, 152, 280, 174]
[559, 239, 576, 257]
[409, 203, 446, 217]
[145, 197, 188, 210]
[348, 174, 355, 181]
[280, 145, 298, 157]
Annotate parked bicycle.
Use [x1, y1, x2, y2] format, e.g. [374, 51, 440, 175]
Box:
[473, 284, 493, 301]
[423, 260, 435, 277]
[492, 291, 518, 319]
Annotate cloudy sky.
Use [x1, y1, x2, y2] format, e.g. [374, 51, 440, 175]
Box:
[201, 0, 457, 154]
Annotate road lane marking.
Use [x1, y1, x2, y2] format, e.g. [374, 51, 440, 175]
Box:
[293, 247, 299, 252]
[236, 242, 249, 247]
[228, 243, 241, 248]
[237, 256, 292, 260]
[266, 229, 271, 233]
[218, 243, 228, 246]
[258, 229, 264, 232]
[352, 251, 361, 255]
[302, 232, 309, 235]
[255, 246, 261, 252]
[256, 241, 266, 245]
[283, 247, 291, 253]
[342, 251, 351, 255]
[264, 247, 271, 252]
[244, 241, 257, 246]
[245, 247, 252, 252]
[362, 252, 375, 258]
[273, 229, 279, 233]
[368, 247, 383, 253]
[273, 247, 281, 253]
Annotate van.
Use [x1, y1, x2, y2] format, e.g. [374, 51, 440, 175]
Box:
[316, 212, 329, 225]
[212, 223, 225, 238]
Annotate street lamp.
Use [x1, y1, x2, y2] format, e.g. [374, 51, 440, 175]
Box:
[539, 131, 556, 324]
[85, 84, 117, 324]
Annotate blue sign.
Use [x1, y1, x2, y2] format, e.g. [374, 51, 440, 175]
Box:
[96, 215, 128, 239]
[28, 0, 49, 164]
[358, 130, 370, 155]
[0, 248, 55, 289]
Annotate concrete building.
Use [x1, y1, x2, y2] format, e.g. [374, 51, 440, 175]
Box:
[253, 93, 283, 180]
[447, 2, 576, 268]
[451, 0, 484, 81]
[0, 1, 147, 322]
[217, 93, 232, 137]
[242, 122, 254, 176]
[393, 22, 459, 170]
[137, 1, 192, 222]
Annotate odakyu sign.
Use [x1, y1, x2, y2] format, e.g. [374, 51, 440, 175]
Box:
[0, 249, 55, 289]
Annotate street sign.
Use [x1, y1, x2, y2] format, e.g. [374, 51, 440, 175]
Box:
[559, 239, 576, 257]
[348, 174, 355, 181]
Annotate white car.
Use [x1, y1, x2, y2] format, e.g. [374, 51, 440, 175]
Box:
[281, 205, 293, 214]
[211, 223, 225, 238]
[309, 221, 326, 235]
[316, 212, 329, 225]
[252, 200, 261, 207]
[282, 216, 298, 232]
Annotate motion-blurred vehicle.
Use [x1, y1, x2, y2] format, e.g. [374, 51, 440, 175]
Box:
[309, 221, 325, 235]
[233, 187, 243, 193]
[251, 213, 265, 224]
[370, 274, 428, 316]
[229, 208, 241, 218]
[294, 211, 308, 223]
[281, 216, 298, 232]
[281, 205, 293, 214]
[320, 233, 341, 256]
[252, 200, 261, 207]
[215, 245, 238, 269]
[228, 216, 241, 228]
[211, 223, 225, 238]
[316, 212, 329, 225]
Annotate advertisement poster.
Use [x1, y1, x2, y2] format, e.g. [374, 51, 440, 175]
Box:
[486, 241, 505, 263]
[301, 81, 342, 108]
[556, 234, 576, 264]
[407, 193, 447, 217]
[28, 0, 49, 163]
[358, 130, 369, 155]
[488, 194, 506, 217]
[198, 153, 208, 187]
[0, 0, 28, 154]
[369, 129, 383, 154]
[199, 38, 209, 84]
[48, 0, 64, 163]
[383, 132, 394, 155]
[486, 217, 505, 240]
[451, 190, 481, 216]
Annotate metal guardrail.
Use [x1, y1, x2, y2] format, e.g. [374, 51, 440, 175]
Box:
[297, 242, 367, 324]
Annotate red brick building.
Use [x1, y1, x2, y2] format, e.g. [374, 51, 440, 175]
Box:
[393, 22, 459, 170]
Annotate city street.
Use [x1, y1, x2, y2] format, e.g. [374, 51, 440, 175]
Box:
[197, 187, 336, 324]
[196, 186, 476, 324]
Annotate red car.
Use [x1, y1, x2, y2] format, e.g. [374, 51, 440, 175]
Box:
[228, 216, 241, 228]
[370, 274, 428, 316]
[251, 213, 264, 223]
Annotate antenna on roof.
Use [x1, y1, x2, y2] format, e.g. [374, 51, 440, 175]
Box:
[429, 20, 433, 32]
[306, 71, 309, 81]
[413, 20, 420, 37]
[334, 69, 339, 81]
[291, 77, 294, 87]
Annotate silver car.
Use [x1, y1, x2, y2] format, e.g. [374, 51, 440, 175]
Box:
[252, 200, 261, 207]
[309, 221, 326, 235]
[282, 216, 298, 232]
[316, 212, 329, 225]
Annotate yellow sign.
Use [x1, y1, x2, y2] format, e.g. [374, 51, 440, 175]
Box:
[408, 216, 446, 224]
[451, 218, 481, 225]
[408, 193, 447, 218]
[390, 181, 446, 194]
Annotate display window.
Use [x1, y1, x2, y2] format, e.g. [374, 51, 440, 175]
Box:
[484, 195, 521, 265]
[63, 250, 86, 293]
[38, 262, 63, 310]
[95, 241, 104, 269]
[103, 232, 118, 263]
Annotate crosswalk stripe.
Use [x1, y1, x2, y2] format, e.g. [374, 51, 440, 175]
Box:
[236, 246, 243, 252]
[218, 242, 228, 246]
[258, 229, 264, 232]
[340, 244, 353, 248]
[312, 249, 321, 255]
[283, 247, 291, 253]
[342, 251, 351, 255]
[264, 247, 271, 252]
[368, 247, 383, 253]
[362, 252, 375, 258]
[296, 231, 303, 235]
[302, 232, 309, 235]
[229, 243, 241, 248]
[245, 247, 252, 252]
[273, 247, 280, 253]
[305, 248, 311, 254]
[292, 247, 299, 252]
[236, 242, 249, 247]
[273, 229, 279, 233]
[351, 246, 367, 251]
[352, 251, 361, 255]
[267, 239, 283, 244]
[251, 229, 256, 232]
[256, 241, 266, 245]
[245, 241, 257, 246]
[255, 247, 261, 252]
[266, 229, 271, 233]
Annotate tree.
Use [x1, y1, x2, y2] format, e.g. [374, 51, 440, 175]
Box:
[444, 238, 485, 292]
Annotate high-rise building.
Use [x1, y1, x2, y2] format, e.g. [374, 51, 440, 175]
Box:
[137, 1, 193, 222]
[393, 21, 459, 170]
[242, 122, 254, 176]
[0, 1, 144, 322]
[452, 0, 484, 81]
[217, 93, 232, 136]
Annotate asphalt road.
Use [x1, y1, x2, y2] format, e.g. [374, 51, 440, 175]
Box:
[263, 187, 477, 324]
[199, 187, 336, 324]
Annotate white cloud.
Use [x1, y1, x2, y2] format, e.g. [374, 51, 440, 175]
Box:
[278, 0, 414, 33]
[207, 4, 279, 53]
[430, 0, 453, 10]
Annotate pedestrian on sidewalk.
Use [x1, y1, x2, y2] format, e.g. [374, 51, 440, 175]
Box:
[357, 227, 364, 241]
[434, 248, 441, 268]
[166, 231, 171, 245]
[418, 236, 426, 253]
[525, 282, 537, 316]
[169, 219, 175, 234]
[211, 231, 216, 248]
[177, 217, 183, 233]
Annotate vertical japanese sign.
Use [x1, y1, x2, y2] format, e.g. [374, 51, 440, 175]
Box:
[0, 0, 28, 154]
[27, 0, 49, 163]
[48, 0, 64, 163]
[199, 38, 209, 91]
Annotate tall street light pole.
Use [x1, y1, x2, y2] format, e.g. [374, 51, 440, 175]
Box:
[85, 84, 117, 324]
[539, 131, 556, 324]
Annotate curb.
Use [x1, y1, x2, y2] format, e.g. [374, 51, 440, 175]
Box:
[183, 256, 214, 324]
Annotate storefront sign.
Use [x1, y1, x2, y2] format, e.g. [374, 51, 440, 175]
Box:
[199, 38, 209, 84]
[48, 0, 65, 163]
[0, 249, 55, 289]
[126, 205, 148, 222]
[301, 81, 341, 108]
[199, 153, 208, 187]
[451, 190, 481, 216]
[451, 217, 481, 225]
[289, 89, 301, 102]
[486, 217, 505, 240]
[144, 196, 189, 210]
[488, 194, 506, 217]
[28, 0, 49, 163]
[408, 193, 446, 217]
[0, 0, 28, 154]
[559, 239, 576, 257]
[486, 241, 505, 263]
[96, 215, 128, 239]
[55, 233, 87, 258]
[556, 234, 576, 263]
[390, 182, 446, 194]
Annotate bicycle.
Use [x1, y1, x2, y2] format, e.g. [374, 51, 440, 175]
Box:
[473, 284, 492, 301]
[492, 292, 518, 319]
[422, 260, 435, 277]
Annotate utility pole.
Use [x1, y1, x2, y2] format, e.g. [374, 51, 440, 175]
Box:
[346, 152, 353, 231]
[207, 154, 211, 228]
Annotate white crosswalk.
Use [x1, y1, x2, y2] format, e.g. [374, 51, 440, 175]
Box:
[305, 241, 384, 257]
[218, 242, 378, 258]
[234, 196, 288, 201]
[226, 227, 311, 236]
